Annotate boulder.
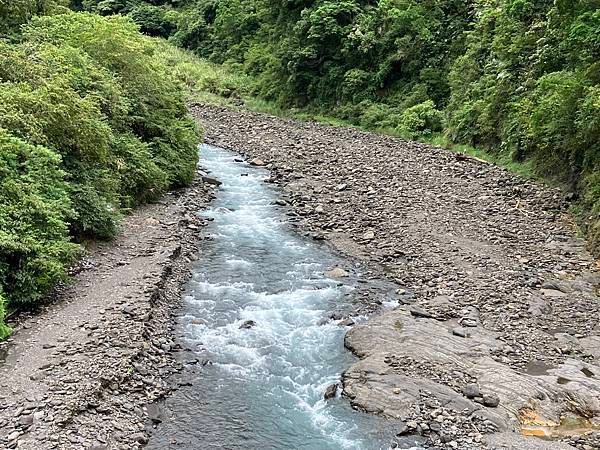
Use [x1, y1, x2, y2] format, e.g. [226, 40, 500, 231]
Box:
[239, 320, 256, 329]
[325, 267, 349, 278]
[324, 383, 338, 400]
[250, 158, 266, 166]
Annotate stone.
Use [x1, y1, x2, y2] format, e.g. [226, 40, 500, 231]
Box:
[483, 394, 500, 407]
[339, 318, 355, 327]
[146, 403, 162, 424]
[460, 318, 478, 327]
[409, 306, 433, 318]
[540, 288, 567, 297]
[325, 267, 349, 278]
[324, 384, 338, 400]
[18, 414, 34, 426]
[7, 431, 20, 441]
[201, 175, 222, 186]
[463, 383, 480, 399]
[395, 421, 409, 436]
[362, 230, 375, 240]
[452, 327, 470, 338]
[239, 320, 256, 329]
[407, 420, 418, 430]
[249, 158, 266, 166]
[131, 433, 148, 444]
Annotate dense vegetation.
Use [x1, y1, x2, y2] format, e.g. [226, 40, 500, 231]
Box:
[82, 0, 600, 256]
[0, 5, 199, 337]
[1, 0, 598, 337]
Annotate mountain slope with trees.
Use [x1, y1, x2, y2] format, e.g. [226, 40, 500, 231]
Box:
[83, 0, 600, 257]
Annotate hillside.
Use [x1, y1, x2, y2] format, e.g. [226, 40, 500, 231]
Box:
[81, 0, 600, 256]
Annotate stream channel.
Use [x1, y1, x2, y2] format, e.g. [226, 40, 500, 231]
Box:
[148, 144, 413, 449]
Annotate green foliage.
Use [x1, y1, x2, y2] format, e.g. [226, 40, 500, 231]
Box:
[0, 11, 199, 335]
[396, 101, 444, 138]
[157, 41, 251, 104]
[0, 293, 10, 339]
[153, 0, 599, 255]
[0, 130, 78, 307]
[0, 0, 68, 35]
[129, 3, 178, 38]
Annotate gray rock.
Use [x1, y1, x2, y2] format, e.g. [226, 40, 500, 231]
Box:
[7, 431, 20, 441]
[201, 175, 222, 186]
[146, 403, 162, 424]
[463, 383, 480, 399]
[452, 327, 470, 338]
[325, 267, 349, 278]
[324, 383, 338, 400]
[131, 433, 148, 444]
[409, 306, 433, 318]
[239, 320, 256, 329]
[249, 158, 266, 166]
[18, 414, 34, 427]
[395, 421, 409, 436]
[483, 393, 500, 407]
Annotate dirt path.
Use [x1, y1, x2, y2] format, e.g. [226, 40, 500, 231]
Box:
[0, 179, 212, 449]
[194, 105, 600, 450]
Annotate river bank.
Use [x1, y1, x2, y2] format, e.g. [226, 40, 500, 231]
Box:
[0, 176, 213, 449]
[2, 103, 599, 450]
[194, 105, 600, 450]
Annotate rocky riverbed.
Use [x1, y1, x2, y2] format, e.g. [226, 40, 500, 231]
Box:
[0, 177, 214, 449]
[193, 105, 600, 450]
[1, 104, 599, 450]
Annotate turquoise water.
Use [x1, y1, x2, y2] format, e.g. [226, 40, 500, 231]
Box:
[148, 145, 399, 449]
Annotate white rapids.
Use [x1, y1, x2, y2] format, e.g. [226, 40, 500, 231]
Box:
[147, 144, 409, 449]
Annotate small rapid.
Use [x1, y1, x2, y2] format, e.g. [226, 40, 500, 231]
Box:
[148, 145, 397, 449]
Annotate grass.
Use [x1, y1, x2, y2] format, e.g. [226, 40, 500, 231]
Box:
[156, 42, 252, 105]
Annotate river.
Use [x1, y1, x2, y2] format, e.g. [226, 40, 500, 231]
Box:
[147, 144, 401, 449]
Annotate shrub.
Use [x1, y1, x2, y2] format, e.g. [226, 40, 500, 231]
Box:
[0, 293, 10, 339]
[129, 4, 178, 38]
[158, 42, 251, 103]
[0, 11, 200, 336]
[397, 100, 444, 138]
[0, 0, 68, 35]
[359, 102, 403, 130]
[0, 130, 78, 308]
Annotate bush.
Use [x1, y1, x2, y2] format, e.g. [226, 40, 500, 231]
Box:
[0, 130, 78, 308]
[0, 0, 68, 35]
[0, 11, 200, 336]
[0, 293, 10, 339]
[129, 4, 178, 38]
[358, 102, 402, 130]
[397, 100, 444, 138]
[157, 42, 251, 103]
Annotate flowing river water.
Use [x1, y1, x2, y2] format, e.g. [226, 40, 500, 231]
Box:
[148, 144, 402, 449]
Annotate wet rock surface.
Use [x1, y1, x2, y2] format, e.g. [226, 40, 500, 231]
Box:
[194, 105, 600, 449]
[0, 176, 213, 449]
